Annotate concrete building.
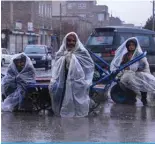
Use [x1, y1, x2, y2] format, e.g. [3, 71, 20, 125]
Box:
[52, 0, 109, 28]
[1, 1, 53, 53]
[65, 0, 109, 27]
[109, 16, 123, 26]
[91, 5, 109, 27]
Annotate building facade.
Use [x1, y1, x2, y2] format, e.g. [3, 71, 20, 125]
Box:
[52, 0, 109, 28]
[1, 1, 53, 53]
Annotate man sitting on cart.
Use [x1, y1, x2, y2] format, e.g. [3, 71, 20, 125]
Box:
[49, 32, 97, 117]
[110, 37, 155, 106]
[1, 53, 36, 112]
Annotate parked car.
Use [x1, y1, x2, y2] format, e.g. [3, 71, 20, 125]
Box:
[24, 45, 52, 70]
[1, 48, 13, 66]
[86, 26, 155, 72]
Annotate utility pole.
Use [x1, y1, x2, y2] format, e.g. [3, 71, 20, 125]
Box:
[153, 0, 155, 31]
[59, 2, 62, 46]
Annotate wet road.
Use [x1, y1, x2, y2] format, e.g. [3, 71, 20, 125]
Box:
[1, 101, 155, 142]
[1, 66, 155, 142]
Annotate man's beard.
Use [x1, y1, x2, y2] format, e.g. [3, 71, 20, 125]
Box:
[66, 46, 75, 51]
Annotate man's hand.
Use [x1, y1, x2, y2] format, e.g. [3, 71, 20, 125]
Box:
[125, 67, 130, 70]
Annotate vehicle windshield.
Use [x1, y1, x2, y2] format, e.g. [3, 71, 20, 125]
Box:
[24, 45, 46, 54]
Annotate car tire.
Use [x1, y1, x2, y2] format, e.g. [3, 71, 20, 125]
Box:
[1, 59, 5, 67]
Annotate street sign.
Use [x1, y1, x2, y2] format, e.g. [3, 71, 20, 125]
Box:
[15, 22, 22, 30]
[1, 33, 6, 39]
[28, 22, 33, 31]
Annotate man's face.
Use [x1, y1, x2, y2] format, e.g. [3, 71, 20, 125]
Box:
[128, 42, 136, 52]
[15, 60, 25, 72]
[66, 34, 76, 51]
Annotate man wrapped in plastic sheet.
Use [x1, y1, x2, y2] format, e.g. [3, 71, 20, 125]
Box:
[1, 53, 36, 112]
[49, 32, 95, 117]
[110, 37, 155, 106]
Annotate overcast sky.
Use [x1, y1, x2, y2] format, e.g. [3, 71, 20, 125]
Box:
[97, 0, 152, 26]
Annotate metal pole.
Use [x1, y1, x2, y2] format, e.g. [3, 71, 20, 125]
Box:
[153, 0, 155, 31]
[59, 3, 62, 46]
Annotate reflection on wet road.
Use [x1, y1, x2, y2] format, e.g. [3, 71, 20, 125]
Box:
[2, 102, 155, 142]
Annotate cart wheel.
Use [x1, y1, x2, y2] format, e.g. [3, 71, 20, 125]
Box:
[23, 88, 41, 111]
[110, 84, 127, 104]
[90, 90, 108, 103]
[110, 84, 137, 104]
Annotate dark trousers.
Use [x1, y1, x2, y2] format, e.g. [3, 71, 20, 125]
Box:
[141, 91, 147, 105]
[141, 92, 147, 98]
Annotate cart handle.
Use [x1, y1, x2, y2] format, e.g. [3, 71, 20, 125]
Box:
[115, 51, 147, 73]
[87, 48, 110, 69]
[91, 51, 147, 88]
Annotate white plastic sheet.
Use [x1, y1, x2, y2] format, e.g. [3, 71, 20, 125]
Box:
[1, 53, 36, 112]
[110, 37, 155, 98]
[49, 32, 94, 117]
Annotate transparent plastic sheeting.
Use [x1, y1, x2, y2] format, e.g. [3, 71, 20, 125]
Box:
[1, 53, 36, 112]
[110, 37, 155, 106]
[49, 32, 95, 117]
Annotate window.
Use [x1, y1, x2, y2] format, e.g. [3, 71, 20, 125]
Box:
[98, 13, 105, 22]
[135, 35, 150, 47]
[119, 33, 133, 44]
[44, 5, 46, 17]
[46, 5, 48, 17]
[120, 36, 125, 44]
[41, 4, 44, 16]
[67, 3, 72, 9]
[48, 6, 50, 18]
[39, 3, 44, 16]
[45, 5, 48, 17]
[2, 49, 7, 54]
[39, 3, 41, 15]
[24, 45, 46, 54]
[50, 7, 52, 18]
[78, 3, 86, 9]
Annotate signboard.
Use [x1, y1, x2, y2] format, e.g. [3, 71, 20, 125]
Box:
[1, 33, 6, 39]
[28, 22, 33, 31]
[96, 37, 104, 42]
[15, 22, 22, 30]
